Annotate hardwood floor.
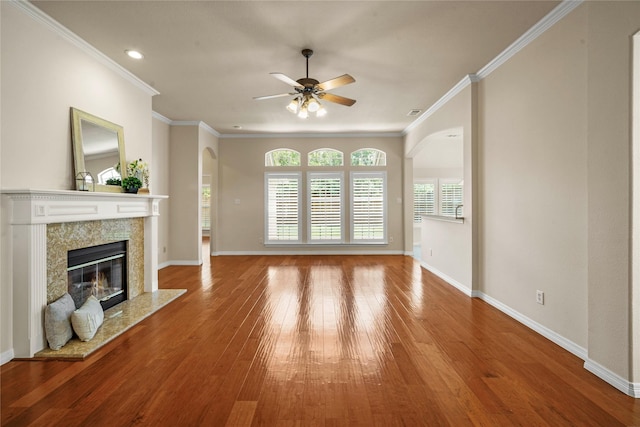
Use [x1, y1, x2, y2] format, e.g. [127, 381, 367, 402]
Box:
[2, 253, 640, 426]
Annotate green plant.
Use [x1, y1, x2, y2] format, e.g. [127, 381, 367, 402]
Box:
[106, 177, 121, 186]
[121, 176, 142, 189]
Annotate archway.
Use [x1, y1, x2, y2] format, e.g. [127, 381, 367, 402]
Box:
[201, 147, 217, 257]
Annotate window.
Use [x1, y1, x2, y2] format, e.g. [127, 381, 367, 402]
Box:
[265, 149, 388, 245]
[202, 183, 211, 230]
[265, 173, 301, 243]
[413, 181, 435, 223]
[351, 148, 386, 166]
[97, 167, 120, 185]
[265, 149, 300, 166]
[308, 148, 343, 166]
[440, 180, 463, 217]
[351, 172, 386, 242]
[308, 173, 343, 242]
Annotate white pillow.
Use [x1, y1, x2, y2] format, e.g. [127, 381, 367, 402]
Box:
[44, 293, 76, 350]
[71, 295, 104, 341]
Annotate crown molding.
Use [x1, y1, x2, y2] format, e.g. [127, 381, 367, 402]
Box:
[152, 111, 172, 125]
[403, 0, 583, 136]
[10, 0, 159, 97]
[403, 74, 478, 135]
[476, 0, 583, 79]
[170, 120, 221, 138]
[219, 132, 403, 139]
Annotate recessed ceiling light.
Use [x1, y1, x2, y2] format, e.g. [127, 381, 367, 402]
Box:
[125, 50, 144, 59]
[233, 125, 242, 130]
[407, 109, 422, 116]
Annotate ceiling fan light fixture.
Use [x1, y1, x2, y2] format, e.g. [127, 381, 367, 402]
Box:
[286, 98, 299, 114]
[316, 105, 327, 117]
[307, 96, 320, 113]
[297, 108, 309, 119]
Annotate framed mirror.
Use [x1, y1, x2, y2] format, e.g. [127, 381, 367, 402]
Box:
[70, 107, 127, 192]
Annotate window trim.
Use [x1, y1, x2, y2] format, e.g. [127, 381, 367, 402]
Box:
[307, 172, 345, 243]
[264, 172, 302, 244]
[413, 179, 437, 223]
[350, 171, 387, 244]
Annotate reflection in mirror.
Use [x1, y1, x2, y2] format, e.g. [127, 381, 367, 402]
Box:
[71, 108, 127, 192]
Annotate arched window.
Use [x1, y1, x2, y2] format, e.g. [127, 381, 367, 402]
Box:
[308, 148, 343, 166]
[350, 148, 386, 166]
[265, 149, 301, 166]
[97, 167, 120, 184]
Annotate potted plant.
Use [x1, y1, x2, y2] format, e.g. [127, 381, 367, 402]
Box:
[121, 176, 142, 194]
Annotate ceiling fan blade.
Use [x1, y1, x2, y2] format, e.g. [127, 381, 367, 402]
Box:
[253, 92, 296, 101]
[318, 92, 356, 107]
[270, 73, 303, 88]
[316, 74, 355, 92]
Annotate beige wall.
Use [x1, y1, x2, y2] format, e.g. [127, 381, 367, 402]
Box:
[152, 116, 171, 267]
[169, 126, 201, 263]
[585, 1, 640, 381]
[478, 4, 588, 348]
[218, 136, 404, 254]
[0, 2, 154, 358]
[405, 85, 475, 292]
[166, 123, 218, 264]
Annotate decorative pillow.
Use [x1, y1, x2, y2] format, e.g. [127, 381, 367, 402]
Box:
[44, 293, 76, 350]
[71, 295, 104, 341]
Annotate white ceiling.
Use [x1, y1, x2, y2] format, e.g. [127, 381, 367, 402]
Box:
[32, 0, 559, 135]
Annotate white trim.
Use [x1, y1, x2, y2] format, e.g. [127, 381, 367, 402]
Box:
[307, 172, 345, 243]
[167, 260, 203, 266]
[216, 250, 405, 256]
[419, 260, 472, 297]
[474, 290, 588, 360]
[170, 121, 221, 137]
[152, 111, 172, 125]
[632, 30, 640, 397]
[476, 0, 583, 79]
[403, 0, 583, 136]
[221, 132, 403, 139]
[584, 359, 640, 398]
[9, 0, 159, 97]
[1, 349, 14, 365]
[404, 74, 477, 136]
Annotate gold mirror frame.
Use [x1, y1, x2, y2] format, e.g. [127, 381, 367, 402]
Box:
[70, 107, 127, 193]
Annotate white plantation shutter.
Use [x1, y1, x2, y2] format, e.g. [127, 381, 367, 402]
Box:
[413, 181, 435, 223]
[351, 172, 386, 242]
[308, 173, 343, 242]
[440, 180, 463, 217]
[265, 173, 301, 242]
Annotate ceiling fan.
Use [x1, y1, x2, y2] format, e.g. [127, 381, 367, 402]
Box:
[254, 49, 356, 118]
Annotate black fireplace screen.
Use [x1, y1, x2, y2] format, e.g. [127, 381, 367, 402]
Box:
[67, 241, 127, 311]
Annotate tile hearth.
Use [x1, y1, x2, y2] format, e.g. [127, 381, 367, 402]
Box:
[34, 289, 185, 360]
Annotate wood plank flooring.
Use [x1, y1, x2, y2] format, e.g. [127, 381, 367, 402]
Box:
[2, 253, 640, 426]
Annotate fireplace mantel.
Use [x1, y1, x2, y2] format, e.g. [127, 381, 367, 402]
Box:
[1, 189, 168, 358]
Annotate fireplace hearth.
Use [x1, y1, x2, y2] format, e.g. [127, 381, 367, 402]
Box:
[68, 241, 127, 311]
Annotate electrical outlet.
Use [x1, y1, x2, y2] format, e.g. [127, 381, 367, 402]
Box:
[389, 236, 394, 242]
[536, 290, 544, 305]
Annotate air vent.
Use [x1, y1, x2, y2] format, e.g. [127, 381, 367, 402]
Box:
[407, 109, 422, 116]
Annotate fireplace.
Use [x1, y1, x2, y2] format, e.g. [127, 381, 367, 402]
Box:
[67, 241, 127, 311]
[2, 189, 166, 358]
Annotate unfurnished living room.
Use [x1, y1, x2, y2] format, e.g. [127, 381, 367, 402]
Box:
[2, 0, 640, 425]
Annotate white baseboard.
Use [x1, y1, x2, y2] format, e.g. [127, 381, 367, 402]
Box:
[584, 359, 640, 398]
[475, 291, 587, 360]
[215, 250, 405, 256]
[419, 261, 472, 296]
[158, 260, 202, 269]
[1, 349, 14, 365]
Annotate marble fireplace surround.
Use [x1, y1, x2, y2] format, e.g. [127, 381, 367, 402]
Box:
[2, 189, 167, 358]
